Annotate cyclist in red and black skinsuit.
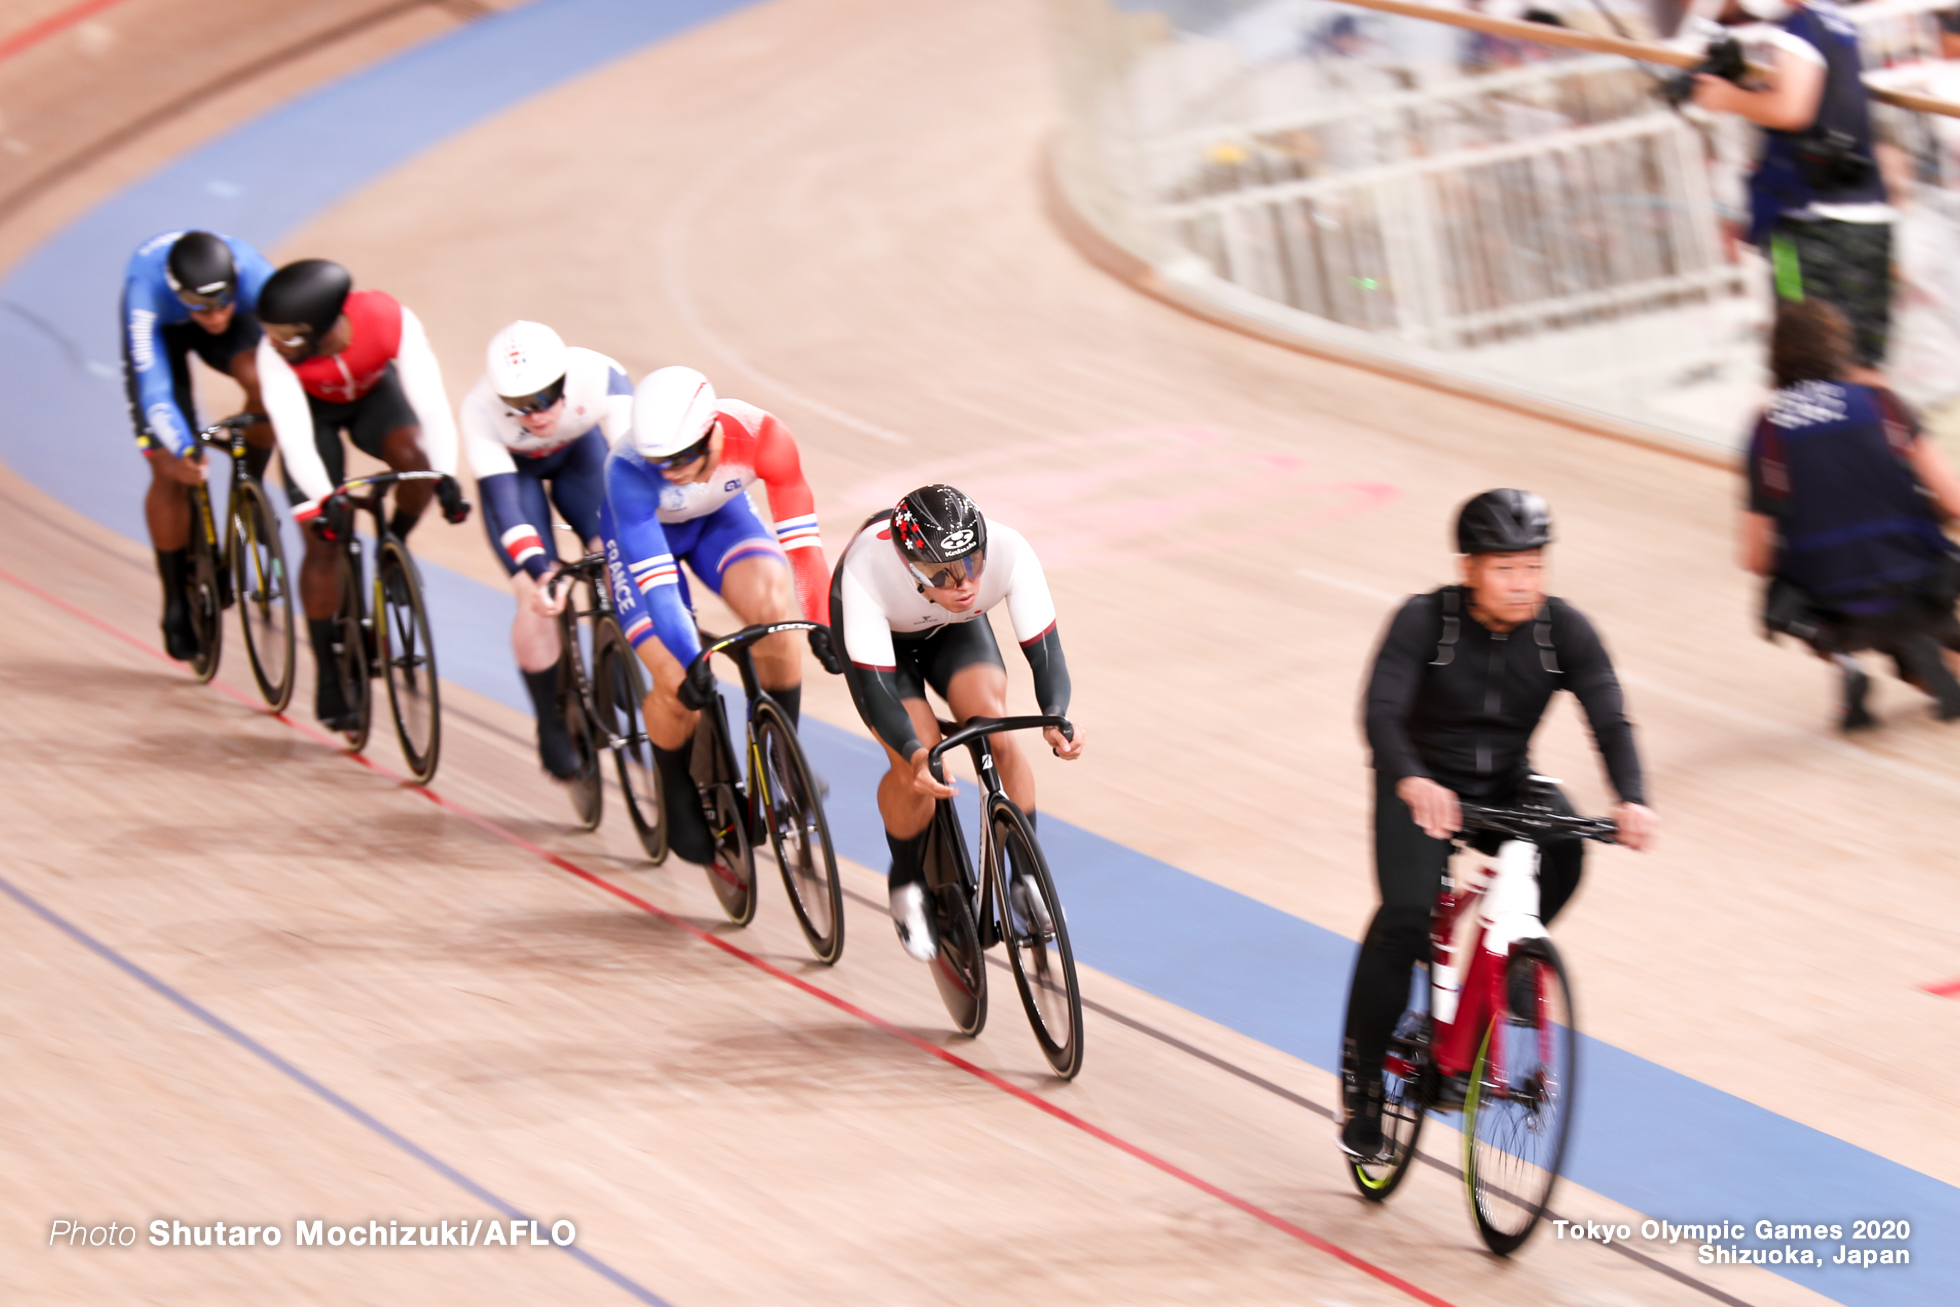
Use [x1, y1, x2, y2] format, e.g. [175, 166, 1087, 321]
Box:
[255, 258, 469, 730]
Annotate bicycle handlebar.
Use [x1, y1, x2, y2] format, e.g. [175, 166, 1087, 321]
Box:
[686, 620, 826, 678]
[1458, 803, 1618, 844]
[333, 470, 446, 497]
[194, 413, 265, 443]
[927, 714, 1075, 781]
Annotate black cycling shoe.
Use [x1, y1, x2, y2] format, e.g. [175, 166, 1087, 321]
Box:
[1338, 1060, 1388, 1161]
[315, 673, 358, 734]
[161, 604, 199, 662]
[537, 721, 583, 781]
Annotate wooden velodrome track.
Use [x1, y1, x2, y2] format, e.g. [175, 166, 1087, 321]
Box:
[3, 0, 1955, 1303]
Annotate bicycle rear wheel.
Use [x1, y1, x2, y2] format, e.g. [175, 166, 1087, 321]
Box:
[228, 479, 294, 711]
[704, 780, 756, 925]
[1348, 1012, 1430, 1201]
[752, 699, 843, 964]
[186, 492, 223, 683]
[333, 549, 371, 752]
[924, 816, 987, 1037]
[1463, 940, 1577, 1256]
[377, 540, 440, 783]
[990, 802, 1083, 1078]
[593, 620, 665, 860]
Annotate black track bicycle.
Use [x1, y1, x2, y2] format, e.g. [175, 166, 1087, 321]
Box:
[180, 414, 295, 709]
[681, 622, 844, 964]
[316, 471, 445, 783]
[920, 715, 1083, 1079]
[544, 551, 666, 855]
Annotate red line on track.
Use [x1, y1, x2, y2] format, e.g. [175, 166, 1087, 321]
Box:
[1921, 977, 1960, 998]
[0, 0, 136, 64]
[3, 564, 1458, 1307]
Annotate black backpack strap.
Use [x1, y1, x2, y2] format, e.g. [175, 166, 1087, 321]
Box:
[1535, 604, 1559, 674]
[1430, 587, 1460, 667]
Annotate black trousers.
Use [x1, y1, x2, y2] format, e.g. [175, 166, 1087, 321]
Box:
[1340, 770, 1583, 1088]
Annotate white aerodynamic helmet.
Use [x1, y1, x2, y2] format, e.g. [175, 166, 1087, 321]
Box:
[486, 320, 568, 410]
[631, 366, 720, 462]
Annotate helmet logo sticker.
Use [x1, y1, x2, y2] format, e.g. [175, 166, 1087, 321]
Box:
[939, 528, 976, 554]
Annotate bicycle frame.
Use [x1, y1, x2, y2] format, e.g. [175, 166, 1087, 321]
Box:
[1396, 791, 1616, 1100]
[689, 620, 825, 816]
[925, 714, 1073, 937]
[553, 553, 627, 749]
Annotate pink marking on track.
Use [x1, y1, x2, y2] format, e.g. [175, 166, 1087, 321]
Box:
[1, 564, 1458, 1307]
[1921, 977, 1960, 998]
[0, 0, 135, 63]
[845, 426, 1399, 568]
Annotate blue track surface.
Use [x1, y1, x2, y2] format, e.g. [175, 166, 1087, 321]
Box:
[0, 2, 1950, 1300]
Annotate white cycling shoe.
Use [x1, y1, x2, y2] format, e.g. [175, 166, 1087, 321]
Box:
[889, 881, 938, 962]
[1009, 876, 1054, 937]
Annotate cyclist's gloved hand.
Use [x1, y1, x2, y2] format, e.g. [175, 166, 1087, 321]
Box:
[436, 474, 472, 524]
[677, 657, 718, 712]
[807, 625, 844, 676]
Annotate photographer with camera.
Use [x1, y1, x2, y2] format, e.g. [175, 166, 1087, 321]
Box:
[1742, 299, 1960, 730]
[1694, 0, 1892, 382]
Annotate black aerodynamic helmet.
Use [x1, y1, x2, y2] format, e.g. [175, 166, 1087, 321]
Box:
[892, 484, 988, 589]
[257, 258, 353, 357]
[1455, 489, 1552, 555]
[164, 231, 237, 310]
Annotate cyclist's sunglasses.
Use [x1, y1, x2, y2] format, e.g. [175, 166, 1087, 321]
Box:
[908, 551, 984, 591]
[498, 375, 566, 416]
[652, 430, 714, 471]
[175, 286, 234, 312]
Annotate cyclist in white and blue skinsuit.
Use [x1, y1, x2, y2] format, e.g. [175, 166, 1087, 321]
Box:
[461, 320, 632, 779]
[121, 229, 276, 660]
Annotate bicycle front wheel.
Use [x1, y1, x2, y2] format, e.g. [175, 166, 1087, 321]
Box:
[559, 610, 601, 830]
[331, 542, 373, 750]
[593, 620, 665, 861]
[752, 699, 843, 964]
[704, 781, 756, 925]
[228, 479, 294, 711]
[1462, 940, 1577, 1256]
[990, 802, 1083, 1079]
[377, 540, 440, 782]
[186, 495, 223, 683]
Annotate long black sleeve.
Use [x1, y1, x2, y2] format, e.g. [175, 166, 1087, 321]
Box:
[1021, 622, 1071, 719]
[1553, 603, 1647, 806]
[1362, 596, 1437, 785]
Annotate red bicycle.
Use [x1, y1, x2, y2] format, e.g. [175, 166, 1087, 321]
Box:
[1344, 778, 1617, 1255]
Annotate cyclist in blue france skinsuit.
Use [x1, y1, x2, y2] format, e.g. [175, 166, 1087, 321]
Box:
[122, 230, 276, 660]
[601, 365, 838, 867]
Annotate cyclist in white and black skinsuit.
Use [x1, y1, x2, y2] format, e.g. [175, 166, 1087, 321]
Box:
[832, 485, 1085, 961]
[1339, 490, 1658, 1160]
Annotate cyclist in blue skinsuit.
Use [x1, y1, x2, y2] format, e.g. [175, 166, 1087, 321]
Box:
[121, 229, 277, 660]
[602, 365, 840, 867]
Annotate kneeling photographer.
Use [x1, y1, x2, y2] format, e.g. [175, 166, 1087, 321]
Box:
[1693, 0, 1892, 380]
[1742, 300, 1960, 729]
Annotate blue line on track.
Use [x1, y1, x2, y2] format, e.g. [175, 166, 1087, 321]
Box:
[0, 1, 1953, 1302]
[0, 869, 673, 1306]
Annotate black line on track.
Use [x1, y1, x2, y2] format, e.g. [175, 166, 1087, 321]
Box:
[839, 882, 1754, 1306]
